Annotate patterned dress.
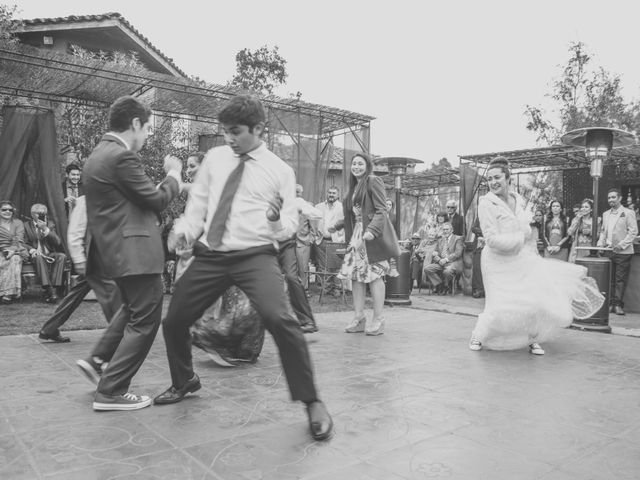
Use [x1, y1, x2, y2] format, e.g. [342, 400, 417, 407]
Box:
[338, 205, 393, 283]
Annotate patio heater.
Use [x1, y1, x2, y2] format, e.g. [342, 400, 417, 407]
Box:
[561, 127, 637, 332]
[375, 157, 424, 306]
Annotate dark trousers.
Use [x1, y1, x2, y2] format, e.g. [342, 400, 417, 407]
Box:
[40, 273, 122, 336]
[472, 248, 484, 292]
[278, 238, 315, 326]
[92, 274, 164, 396]
[163, 243, 318, 402]
[609, 253, 632, 307]
[410, 259, 424, 288]
[33, 252, 66, 287]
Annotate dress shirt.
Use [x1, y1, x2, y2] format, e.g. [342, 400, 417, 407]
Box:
[605, 208, 620, 247]
[177, 143, 298, 251]
[291, 197, 322, 244]
[67, 195, 87, 265]
[315, 200, 345, 242]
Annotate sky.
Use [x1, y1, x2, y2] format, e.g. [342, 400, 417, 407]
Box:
[15, 0, 640, 170]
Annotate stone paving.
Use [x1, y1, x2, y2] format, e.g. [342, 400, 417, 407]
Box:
[2, 293, 640, 479]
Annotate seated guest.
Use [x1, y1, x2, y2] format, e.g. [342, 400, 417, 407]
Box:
[433, 211, 449, 238]
[62, 163, 83, 217]
[0, 200, 28, 303]
[424, 222, 463, 294]
[23, 203, 67, 303]
[408, 233, 422, 290]
[413, 229, 439, 291]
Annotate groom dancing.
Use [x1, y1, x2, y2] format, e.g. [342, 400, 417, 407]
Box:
[155, 94, 333, 441]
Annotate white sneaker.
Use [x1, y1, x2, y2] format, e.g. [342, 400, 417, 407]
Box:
[469, 339, 482, 351]
[93, 392, 152, 411]
[529, 343, 545, 355]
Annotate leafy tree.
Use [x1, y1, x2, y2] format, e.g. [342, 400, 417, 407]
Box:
[229, 45, 288, 95]
[525, 41, 640, 144]
[0, 4, 21, 46]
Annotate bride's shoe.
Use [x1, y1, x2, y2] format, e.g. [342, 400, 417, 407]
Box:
[365, 317, 385, 336]
[529, 343, 545, 355]
[345, 315, 366, 333]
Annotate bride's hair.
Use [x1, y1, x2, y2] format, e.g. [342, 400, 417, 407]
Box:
[487, 156, 510, 179]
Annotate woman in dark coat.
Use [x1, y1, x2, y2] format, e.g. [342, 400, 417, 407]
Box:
[337, 153, 399, 336]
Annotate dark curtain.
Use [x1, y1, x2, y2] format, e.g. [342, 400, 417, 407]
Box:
[0, 106, 67, 250]
[460, 163, 484, 241]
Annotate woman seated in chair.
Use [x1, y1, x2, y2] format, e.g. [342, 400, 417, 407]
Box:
[0, 200, 28, 303]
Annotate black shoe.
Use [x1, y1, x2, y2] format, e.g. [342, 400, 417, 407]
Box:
[614, 305, 625, 315]
[154, 374, 201, 405]
[76, 357, 106, 385]
[306, 401, 333, 441]
[39, 331, 70, 343]
[300, 323, 319, 334]
[45, 294, 59, 304]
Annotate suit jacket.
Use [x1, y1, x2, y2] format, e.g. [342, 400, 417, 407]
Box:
[597, 206, 638, 255]
[83, 133, 179, 278]
[23, 219, 64, 254]
[450, 212, 464, 236]
[432, 234, 463, 269]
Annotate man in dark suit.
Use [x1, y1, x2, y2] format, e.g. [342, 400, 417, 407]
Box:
[76, 96, 181, 411]
[23, 203, 67, 303]
[62, 163, 83, 217]
[424, 222, 463, 294]
[446, 200, 464, 237]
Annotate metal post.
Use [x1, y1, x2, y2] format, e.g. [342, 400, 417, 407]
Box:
[591, 176, 599, 247]
[395, 175, 402, 236]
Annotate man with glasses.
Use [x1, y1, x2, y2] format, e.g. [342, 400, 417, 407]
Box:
[446, 200, 464, 236]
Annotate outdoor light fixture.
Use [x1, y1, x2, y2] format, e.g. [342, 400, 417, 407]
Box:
[374, 156, 424, 307]
[560, 127, 636, 332]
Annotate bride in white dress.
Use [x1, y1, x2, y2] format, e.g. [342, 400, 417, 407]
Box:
[469, 157, 604, 354]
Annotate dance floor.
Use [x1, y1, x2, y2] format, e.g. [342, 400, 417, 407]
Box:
[2, 298, 640, 479]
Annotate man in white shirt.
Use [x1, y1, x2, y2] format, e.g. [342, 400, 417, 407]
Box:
[314, 187, 345, 295]
[39, 195, 123, 343]
[156, 95, 333, 442]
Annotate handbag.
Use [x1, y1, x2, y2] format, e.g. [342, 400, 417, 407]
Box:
[379, 211, 401, 259]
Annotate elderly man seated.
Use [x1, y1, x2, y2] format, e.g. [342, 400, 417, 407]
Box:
[23, 203, 67, 303]
[423, 222, 463, 295]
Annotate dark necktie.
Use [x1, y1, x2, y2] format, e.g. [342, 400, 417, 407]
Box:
[206, 154, 250, 249]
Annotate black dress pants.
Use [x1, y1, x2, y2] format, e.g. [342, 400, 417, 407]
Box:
[40, 274, 122, 336]
[33, 252, 66, 287]
[163, 243, 318, 403]
[92, 274, 164, 396]
[609, 253, 632, 307]
[278, 238, 315, 326]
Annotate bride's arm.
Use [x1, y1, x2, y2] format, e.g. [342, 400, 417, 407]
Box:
[478, 198, 525, 254]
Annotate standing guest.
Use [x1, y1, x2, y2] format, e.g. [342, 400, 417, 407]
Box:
[529, 208, 546, 255]
[544, 200, 570, 261]
[0, 200, 27, 303]
[156, 95, 333, 442]
[38, 195, 123, 343]
[295, 184, 321, 297]
[568, 198, 599, 263]
[62, 163, 83, 216]
[75, 95, 182, 411]
[598, 188, 638, 316]
[469, 157, 603, 355]
[314, 186, 345, 295]
[433, 211, 449, 238]
[338, 152, 400, 336]
[470, 217, 485, 298]
[423, 222, 463, 295]
[386, 199, 396, 230]
[23, 204, 67, 303]
[446, 199, 464, 236]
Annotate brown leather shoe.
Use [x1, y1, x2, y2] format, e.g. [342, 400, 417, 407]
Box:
[306, 401, 333, 441]
[154, 374, 201, 405]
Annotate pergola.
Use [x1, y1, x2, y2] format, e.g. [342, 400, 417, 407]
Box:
[0, 42, 374, 203]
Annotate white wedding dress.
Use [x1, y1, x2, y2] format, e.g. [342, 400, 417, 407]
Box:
[471, 192, 604, 350]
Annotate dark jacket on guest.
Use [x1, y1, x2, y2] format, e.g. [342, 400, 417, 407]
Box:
[450, 212, 464, 237]
[338, 175, 399, 263]
[83, 133, 179, 278]
[23, 219, 64, 254]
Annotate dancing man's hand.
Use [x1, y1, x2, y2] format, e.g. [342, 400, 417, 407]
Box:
[266, 193, 283, 222]
[167, 229, 186, 253]
[362, 231, 374, 242]
[74, 262, 86, 276]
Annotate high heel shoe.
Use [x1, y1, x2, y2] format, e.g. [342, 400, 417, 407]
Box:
[365, 317, 385, 336]
[345, 315, 366, 333]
